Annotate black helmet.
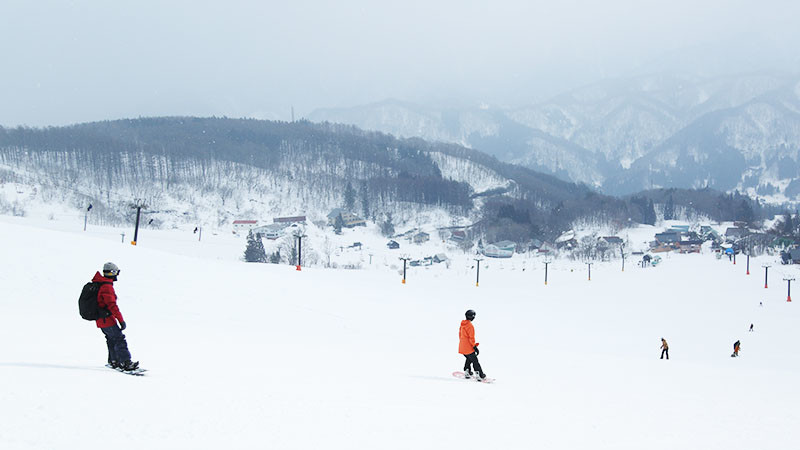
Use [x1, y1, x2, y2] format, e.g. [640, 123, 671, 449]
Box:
[465, 309, 476, 320]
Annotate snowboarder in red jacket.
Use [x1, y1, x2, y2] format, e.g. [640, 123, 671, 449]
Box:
[94, 262, 138, 371]
[459, 309, 486, 380]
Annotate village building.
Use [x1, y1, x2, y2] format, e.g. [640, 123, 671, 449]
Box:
[668, 224, 690, 233]
[327, 209, 366, 228]
[449, 230, 466, 243]
[537, 241, 557, 255]
[725, 227, 748, 241]
[251, 223, 285, 240]
[482, 240, 515, 258]
[655, 231, 681, 244]
[599, 236, 624, 247]
[789, 248, 800, 264]
[232, 220, 258, 234]
[273, 215, 306, 224]
[413, 232, 430, 244]
[555, 230, 577, 249]
[677, 239, 704, 253]
[527, 238, 543, 251]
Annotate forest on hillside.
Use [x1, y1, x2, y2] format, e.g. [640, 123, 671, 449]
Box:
[0, 117, 769, 242]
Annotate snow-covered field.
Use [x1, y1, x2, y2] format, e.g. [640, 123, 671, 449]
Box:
[2, 214, 800, 450]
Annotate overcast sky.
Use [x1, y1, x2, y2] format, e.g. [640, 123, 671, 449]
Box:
[1, 0, 798, 127]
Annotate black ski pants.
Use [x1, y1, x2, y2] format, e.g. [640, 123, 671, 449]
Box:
[660, 348, 669, 359]
[463, 352, 484, 376]
[101, 324, 132, 364]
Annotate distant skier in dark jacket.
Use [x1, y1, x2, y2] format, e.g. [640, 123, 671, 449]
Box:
[660, 338, 669, 359]
[93, 262, 138, 371]
[459, 309, 486, 380]
[731, 340, 741, 357]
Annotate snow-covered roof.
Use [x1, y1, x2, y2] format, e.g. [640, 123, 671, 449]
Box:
[555, 230, 575, 243]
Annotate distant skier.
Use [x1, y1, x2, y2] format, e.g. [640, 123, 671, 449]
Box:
[660, 338, 669, 359]
[459, 309, 487, 380]
[642, 254, 651, 267]
[749, 323, 754, 332]
[92, 262, 139, 371]
[731, 340, 741, 357]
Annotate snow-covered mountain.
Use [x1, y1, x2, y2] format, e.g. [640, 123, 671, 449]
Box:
[308, 72, 800, 200]
[606, 81, 800, 199]
[0, 117, 630, 241]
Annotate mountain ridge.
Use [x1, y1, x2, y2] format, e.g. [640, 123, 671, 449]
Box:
[308, 72, 800, 202]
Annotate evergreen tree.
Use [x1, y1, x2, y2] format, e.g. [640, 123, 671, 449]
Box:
[783, 212, 794, 236]
[334, 214, 344, 233]
[663, 195, 675, 221]
[645, 199, 657, 225]
[360, 180, 369, 219]
[244, 231, 267, 263]
[736, 199, 755, 225]
[794, 211, 800, 237]
[380, 212, 395, 237]
[344, 181, 356, 212]
[269, 250, 281, 264]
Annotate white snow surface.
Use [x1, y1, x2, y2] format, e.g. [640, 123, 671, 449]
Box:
[2, 214, 800, 450]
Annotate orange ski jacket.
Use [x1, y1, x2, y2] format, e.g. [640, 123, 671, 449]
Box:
[459, 320, 479, 354]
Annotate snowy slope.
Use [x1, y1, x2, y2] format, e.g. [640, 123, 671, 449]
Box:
[2, 214, 800, 450]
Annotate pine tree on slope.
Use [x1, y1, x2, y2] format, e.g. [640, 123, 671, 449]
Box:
[244, 231, 267, 263]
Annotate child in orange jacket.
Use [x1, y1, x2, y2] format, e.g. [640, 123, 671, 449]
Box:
[459, 309, 486, 380]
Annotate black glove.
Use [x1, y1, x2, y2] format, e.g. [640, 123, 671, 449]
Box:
[474, 346, 479, 355]
[119, 321, 127, 331]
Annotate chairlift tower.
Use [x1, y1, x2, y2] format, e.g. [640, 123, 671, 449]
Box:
[399, 256, 411, 284]
[129, 199, 148, 246]
[544, 259, 552, 285]
[474, 257, 484, 287]
[762, 264, 772, 289]
[294, 232, 307, 271]
[84, 203, 92, 231]
[784, 276, 795, 302]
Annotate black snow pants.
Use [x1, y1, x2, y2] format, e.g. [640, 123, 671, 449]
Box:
[660, 348, 669, 359]
[463, 352, 484, 376]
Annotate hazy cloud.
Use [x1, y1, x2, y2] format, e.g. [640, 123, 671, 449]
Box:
[1, 0, 798, 126]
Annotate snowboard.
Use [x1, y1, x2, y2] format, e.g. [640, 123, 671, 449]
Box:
[106, 363, 147, 376]
[452, 371, 495, 383]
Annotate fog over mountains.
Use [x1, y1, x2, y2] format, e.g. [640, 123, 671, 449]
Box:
[308, 72, 800, 202]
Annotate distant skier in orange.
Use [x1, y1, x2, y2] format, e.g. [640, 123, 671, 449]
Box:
[731, 340, 741, 357]
[459, 309, 487, 380]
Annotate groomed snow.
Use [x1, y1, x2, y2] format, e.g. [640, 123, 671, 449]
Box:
[1, 215, 800, 450]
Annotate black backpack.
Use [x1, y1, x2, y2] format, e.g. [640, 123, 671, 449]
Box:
[78, 282, 112, 321]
